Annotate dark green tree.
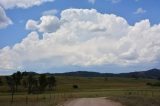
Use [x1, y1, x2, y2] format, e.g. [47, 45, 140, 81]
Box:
[27, 74, 35, 94]
[6, 76, 15, 103]
[22, 79, 27, 88]
[32, 79, 39, 93]
[39, 74, 47, 92]
[27, 74, 39, 94]
[12, 71, 22, 91]
[47, 76, 56, 91]
[0, 78, 3, 86]
[22, 71, 28, 76]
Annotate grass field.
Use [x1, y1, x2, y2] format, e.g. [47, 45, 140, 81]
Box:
[1, 76, 158, 92]
[0, 76, 160, 106]
[110, 95, 160, 106]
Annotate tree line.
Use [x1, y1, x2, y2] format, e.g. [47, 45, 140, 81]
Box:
[5, 71, 56, 95]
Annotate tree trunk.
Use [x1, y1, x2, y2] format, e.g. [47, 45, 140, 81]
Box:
[11, 88, 14, 104]
[16, 84, 18, 91]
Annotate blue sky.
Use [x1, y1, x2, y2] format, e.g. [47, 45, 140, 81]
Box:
[0, 0, 160, 74]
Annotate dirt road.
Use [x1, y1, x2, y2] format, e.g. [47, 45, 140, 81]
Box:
[63, 98, 123, 106]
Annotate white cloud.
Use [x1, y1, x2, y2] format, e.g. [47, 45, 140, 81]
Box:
[42, 9, 58, 16]
[134, 8, 146, 14]
[0, 0, 54, 9]
[0, 6, 12, 29]
[0, 0, 55, 29]
[26, 15, 60, 33]
[26, 20, 38, 30]
[1, 8, 160, 71]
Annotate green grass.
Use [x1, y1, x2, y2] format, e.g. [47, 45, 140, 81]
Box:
[55, 76, 158, 91]
[0, 76, 158, 92]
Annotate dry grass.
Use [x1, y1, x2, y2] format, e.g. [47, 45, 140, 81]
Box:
[110, 95, 160, 106]
[0, 76, 160, 106]
[0, 93, 73, 106]
[2, 90, 160, 106]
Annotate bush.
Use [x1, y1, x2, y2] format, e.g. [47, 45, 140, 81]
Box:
[0, 78, 3, 86]
[104, 77, 108, 81]
[73, 85, 78, 89]
[146, 82, 152, 86]
[146, 82, 160, 87]
[152, 82, 160, 86]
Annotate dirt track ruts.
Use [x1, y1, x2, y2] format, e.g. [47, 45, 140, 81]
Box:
[63, 97, 123, 106]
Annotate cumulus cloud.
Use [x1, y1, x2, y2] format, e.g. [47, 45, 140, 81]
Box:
[0, 6, 12, 29]
[134, 8, 146, 14]
[0, 0, 55, 29]
[0, 0, 54, 9]
[1, 8, 160, 71]
[26, 15, 60, 33]
[26, 20, 38, 30]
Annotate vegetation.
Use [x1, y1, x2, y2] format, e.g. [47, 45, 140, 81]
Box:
[110, 96, 160, 106]
[73, 85, 79, 89]
[12, 71, 22, 91]
[0, 70, 160, 106]
[0, 71, 57, 105]
[39, 74, 48, 92]
[0, 77, 3, 86]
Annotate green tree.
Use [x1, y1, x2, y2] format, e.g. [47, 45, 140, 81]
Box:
[27, 74, 35, 94]
[39, 74, 47, 92]
[0, 78, 3, 86]
[47, 76, 56, 91]
[6, 76, 15, 103]
[32, 79, 39, 93]
[27, 74, 39, 94]
[22, 79, 27, 88]
[12, 71, 22, 91]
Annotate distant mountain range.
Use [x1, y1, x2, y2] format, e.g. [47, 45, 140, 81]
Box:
[22, 68, 160, 79]
[53, 68, 160, 79]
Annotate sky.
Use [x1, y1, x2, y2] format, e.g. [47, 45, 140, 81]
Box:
[0, 0, 160, 75]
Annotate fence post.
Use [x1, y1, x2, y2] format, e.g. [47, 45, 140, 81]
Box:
[11, 92, 14, 104]
[26, 96, 28, 105]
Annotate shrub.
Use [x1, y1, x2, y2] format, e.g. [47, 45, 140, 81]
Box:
[73, 85, 78, 89]
[146, 82, 160, 87]
[146, 82, 152, 86]
[104, 77, 108, 81]
[152, 82, 160, 86]
[0, 78, 3, 86]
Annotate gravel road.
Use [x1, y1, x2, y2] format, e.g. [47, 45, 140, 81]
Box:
[63, 98, 123, 106]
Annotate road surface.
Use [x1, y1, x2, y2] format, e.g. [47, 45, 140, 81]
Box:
[63, 98, 123, 106]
